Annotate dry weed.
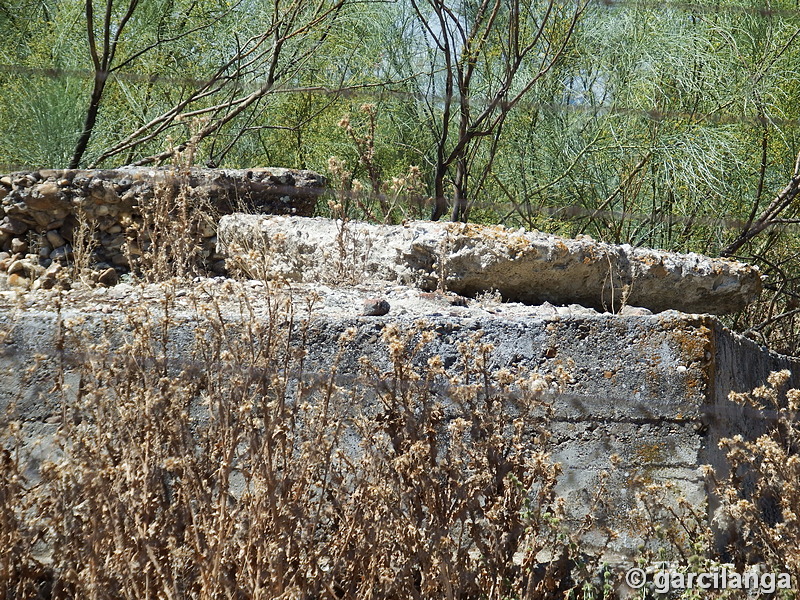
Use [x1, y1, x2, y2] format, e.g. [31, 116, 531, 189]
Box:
[0, 284, 616, 599]
[713, 371, 800, 583]
[126, 124, 218, 282]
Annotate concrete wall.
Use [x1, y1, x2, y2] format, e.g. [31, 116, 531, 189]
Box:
[1, 284, 797, 563]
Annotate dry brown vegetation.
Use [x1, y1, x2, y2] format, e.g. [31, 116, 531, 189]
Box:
[0, 282, 617, 599]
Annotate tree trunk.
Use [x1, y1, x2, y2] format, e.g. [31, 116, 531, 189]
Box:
[431, 164, 448, 220]
[450, 157, 468, 222]
[69, 72, 107, 169]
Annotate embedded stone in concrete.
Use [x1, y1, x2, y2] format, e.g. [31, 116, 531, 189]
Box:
[0, 167, 325, 282]
[218, 215, 762, 314]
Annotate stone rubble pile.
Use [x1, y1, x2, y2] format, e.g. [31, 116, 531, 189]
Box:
[0, 167, 324, 290]
[218, 215, 763, 314]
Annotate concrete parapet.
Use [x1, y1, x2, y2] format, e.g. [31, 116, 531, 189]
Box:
[218, 215, 762, 314]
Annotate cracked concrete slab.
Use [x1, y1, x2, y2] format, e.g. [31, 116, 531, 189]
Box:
[217, 215, 762, 314]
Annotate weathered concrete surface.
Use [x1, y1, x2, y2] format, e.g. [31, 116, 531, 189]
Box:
[0, 279, 796, 563]
[217, 215, 762, 315]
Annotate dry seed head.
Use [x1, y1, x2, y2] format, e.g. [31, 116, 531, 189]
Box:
[390, 177, 406, 195]
[496, 368, 515, 385]
[752, 385, 773, 401]
[526, 376, 548, 394]
[727, 499, 752, 521]
[419, 330, 435, 345]
[427, 355, 444, 372]
[768, 369, 791, 388]
[728, 391, 749, 404]
[339, 327, 357, 344]
[754, 435, 785, 464]
[788, 389, 800, 410]
[448, 417, 469, 437]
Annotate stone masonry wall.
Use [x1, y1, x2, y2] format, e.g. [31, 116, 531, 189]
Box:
[0, 167, 324, 290]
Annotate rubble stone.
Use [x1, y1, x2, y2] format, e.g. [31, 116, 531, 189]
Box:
[0, 167, 325, 284]
[362, 297, 390, 316]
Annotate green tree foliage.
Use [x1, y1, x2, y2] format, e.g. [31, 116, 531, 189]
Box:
[2, 0, 800, 347]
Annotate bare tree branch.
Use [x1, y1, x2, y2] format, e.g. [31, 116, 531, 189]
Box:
[103, 0, 350, 167]
[410, 0, 586, 221]
[721, 149, 800, 257]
